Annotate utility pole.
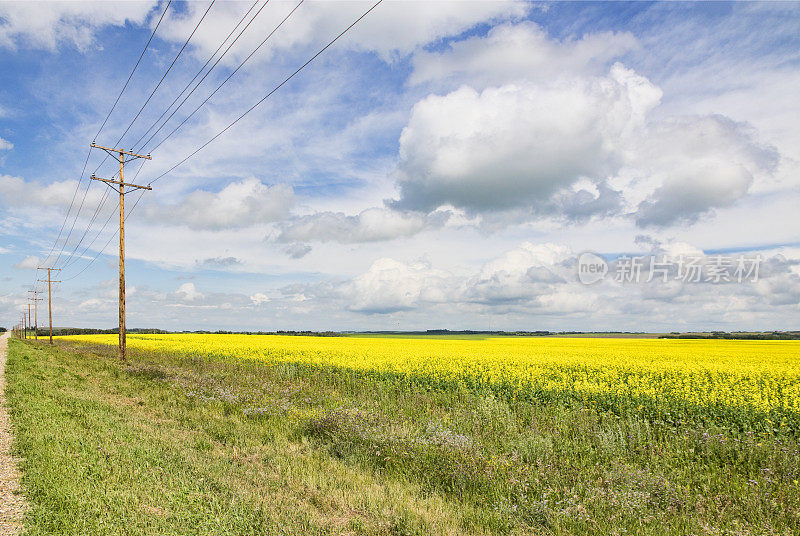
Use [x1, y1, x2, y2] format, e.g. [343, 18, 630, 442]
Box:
[22, 313, 27, 339]
[90, 143, 152, 362]
[37, 267, 61, 344]
[28, 290, 42, 340]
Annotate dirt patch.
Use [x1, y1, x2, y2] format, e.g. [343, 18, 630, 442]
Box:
[0, 333, 27, 535]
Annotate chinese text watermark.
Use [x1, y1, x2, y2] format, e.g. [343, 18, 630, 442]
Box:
[578, 253, 761, 285]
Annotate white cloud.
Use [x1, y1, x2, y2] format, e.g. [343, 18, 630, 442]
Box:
[392, 64, 662, 214]
[337, 243, 579, 315]
[13, 255, 41, 270]
[0, 137, 12, 151]
[466, 243, 571, 304]
[277, 207, 440, 244]
[328, 240, 800, 328]
[175, 282, 203, 302]
[630, 115, 779, 227]
[0, 1, 157, 50]
[144, 178, 294, 230]
[411, 21, 638, 87]
[394, 30, 781, 231]
[159, 0, 529, 65]
[343, 258, 455, 313]
[77, 298, 111, 312]
[0, 175, 103, 209]
[250, 292, 270, 306]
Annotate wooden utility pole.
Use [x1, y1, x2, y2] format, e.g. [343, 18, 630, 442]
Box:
[90, 143, 152, 362]
[28, 290, 43, 340]
[27, 304, 31, 339]
[22, 313, 27, 339]
[37, 267, 61, 344]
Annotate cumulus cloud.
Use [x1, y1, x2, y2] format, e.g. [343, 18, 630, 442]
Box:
[330, 240, 800, 325]
[632, 115, 779, 227]
[0, 1, 157, 50]
[175, 282, 203, 302]
[145, 178, 294, 230]
[278, 207, 445, 244]
[250, 292, 270, 306]
[389, 21, 783, 231]
[336, 243, 584, 315]
[466, 243, 571, 304]
[343, 258, 455, 314]
[0, 137, 12, 151]
[0, 175, 102, 208]
[411, 21, 638, 87]
[392, 64, 661, 215]
[13, 255, 41, 270]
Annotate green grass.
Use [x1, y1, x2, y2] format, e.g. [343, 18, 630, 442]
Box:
[6, 339, 799, 535]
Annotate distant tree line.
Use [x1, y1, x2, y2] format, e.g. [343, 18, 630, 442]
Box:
[0, 327, 6, 333]
[660, 331, 800, 340]
[25, 327, 798, 340]
[358, 329, 556, 336]
[357, 330, 650, 336]
[189, 330, 341, 337]
[42, 328, 170, 336]
[45, 328, 340, 337]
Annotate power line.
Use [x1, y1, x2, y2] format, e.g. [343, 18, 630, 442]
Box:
[136, 0, 279, 154]
[60, 158, 147, 271]
[57, 0, 272, 273]
[91, 0, 215, 177]
[94, 0, 172, 141]
[57, 1, 215, 269]
[60, 198, 119, 271]
[39, 147, 93, 269]
[57, 187, 110, 268]
[150, 0, 383, 185]
[61, 0, 384, 278]
[46, 0, 172, 271]
[129, 0, 263, 153]
[61, 191, 145, 282]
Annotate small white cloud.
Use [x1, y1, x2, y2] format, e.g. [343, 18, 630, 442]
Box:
[250, 293, 270, 306]
[78, 298, 111, 311]
[411, 21, 638, 87]
[13, 255, 40, 270]
[0, 137, 12, 150]
[0, 175, 103, 208]
[278, 207, 438, 244]
[467, 243, 572, 304]
[145, 178, 294, 230]
[176, 282, 203, 302]
[0, 1, 156, 50]
[343, 258, 455, 314]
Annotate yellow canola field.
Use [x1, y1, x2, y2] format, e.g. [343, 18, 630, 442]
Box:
[61, 334, 800, 424]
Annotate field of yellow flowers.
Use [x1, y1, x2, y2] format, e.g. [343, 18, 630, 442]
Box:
[62, 334, 800, 432]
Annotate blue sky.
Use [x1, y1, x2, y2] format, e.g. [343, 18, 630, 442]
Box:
[1, 1, 799, 332]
